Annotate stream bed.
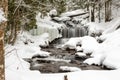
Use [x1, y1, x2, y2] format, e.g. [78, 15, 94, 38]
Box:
[24, 38, 110, 73]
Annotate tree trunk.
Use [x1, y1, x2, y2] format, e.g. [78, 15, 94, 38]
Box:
[0, 0, 8, 80]
[0, 30, 4, 80]
[89, 0, 95, 22]
[98, 2, 101, 23]
[105, 0, 111, 22]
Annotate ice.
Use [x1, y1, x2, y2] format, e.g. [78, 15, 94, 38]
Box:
[34, 12, 63, 42]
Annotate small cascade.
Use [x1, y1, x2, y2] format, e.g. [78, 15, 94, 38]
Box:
[62, 26, 88, 38]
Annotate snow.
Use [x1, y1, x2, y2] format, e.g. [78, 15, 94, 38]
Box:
[59, 66, 81, 72]
[76, 46, 83, 52]
[81, 36, 99, 54]
[5, 31, 51, 76]
[60, 9, 87, 17]
[0, 8, 7, 23]
[84, 28, 120, 69]
[5, 9, 120, 80]
[33, 12, 63, 42]
[61, 36, 99, 54]
[49, 9, 57, 17]
[75, 52, 86, 57]
[61, 37, 81, 50]
[86, 17, 120, 36]
[6, 69, 120, 80]
[53, 16, 71, 22]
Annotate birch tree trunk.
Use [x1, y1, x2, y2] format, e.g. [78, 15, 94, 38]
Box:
[0, 0, 8, 80]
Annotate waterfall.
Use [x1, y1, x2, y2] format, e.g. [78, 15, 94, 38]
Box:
[62, 26, 88, 38]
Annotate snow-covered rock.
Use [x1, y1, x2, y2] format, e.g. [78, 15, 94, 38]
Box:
[81, 36, 99, 54]
[76, 46, 83, 52]
[61, 37, 81, 50]
[59, 66, 81, 72]
[49, 9, 57, 17]
[32, 51, 51, 58]
[75, 52, 86, 57]
[62, 36, 99, 54]
[75, 52, 87, 59]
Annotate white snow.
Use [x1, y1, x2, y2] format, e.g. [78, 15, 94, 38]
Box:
[49, 9, 57, 17]
[34, 12, 63, 42]
[81, 36, 99, 54]
[75, 52, 86, 57]
[84, 28, 120, 69]
[5, 9, 120, 80]
[59, 66, 81, 72]
[60, 9, 87, 17]
[61, 37, 81, 50]
[6, 69, 120, 80]
[86, 17, 120, 36]
[61, 36, 99, 54]
[0, 8, 7, 23]
[76, 46, 83, 52]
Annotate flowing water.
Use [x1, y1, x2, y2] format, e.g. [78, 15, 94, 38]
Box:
[62, 26, 88, 38]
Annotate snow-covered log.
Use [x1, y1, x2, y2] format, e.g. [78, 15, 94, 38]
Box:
[60, 9, 88, 18]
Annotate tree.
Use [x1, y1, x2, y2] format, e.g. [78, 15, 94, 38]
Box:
[105, 0, 112, 22]
[0, 0, 8, 80]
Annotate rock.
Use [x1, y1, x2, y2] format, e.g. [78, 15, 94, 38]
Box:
[59, 66, 81, 72]
[75, 52, 87, 60]
[32, 51, 51, 59]
[76, 46, 83, 52]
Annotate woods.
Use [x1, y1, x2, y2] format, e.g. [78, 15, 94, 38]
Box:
[2, 0, 116, 46]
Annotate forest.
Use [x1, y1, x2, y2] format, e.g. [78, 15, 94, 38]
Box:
[0, 0, 120, 80]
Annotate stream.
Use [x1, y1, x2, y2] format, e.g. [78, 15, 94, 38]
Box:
[24, 38, 110, 73]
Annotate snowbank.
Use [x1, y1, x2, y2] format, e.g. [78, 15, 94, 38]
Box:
[84, 28, 120, 69]
[86, 17, 120, 37]
[61, 36, 99, 54]
[16, 31, 49, 47]
[5, 31, 51, 75]
[6, 69, 120, 80]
